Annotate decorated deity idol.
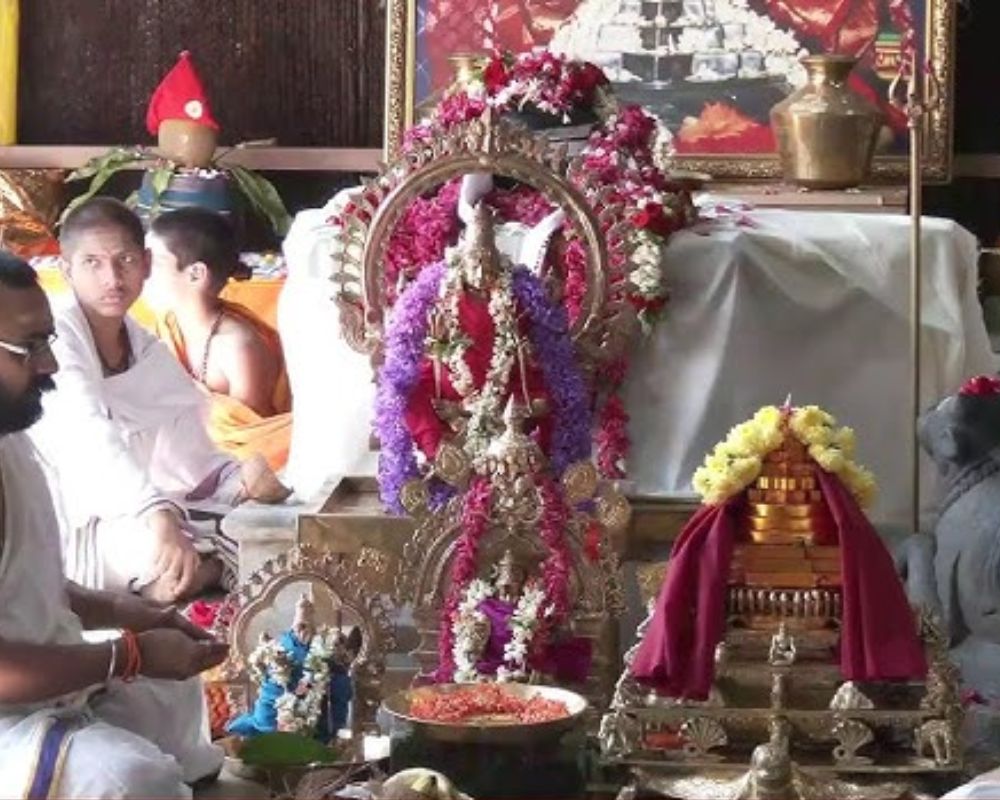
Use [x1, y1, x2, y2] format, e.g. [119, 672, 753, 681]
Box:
[227, 593, 359, 742]
[375, 202, 591, 514]
[451, 545, 591, 684]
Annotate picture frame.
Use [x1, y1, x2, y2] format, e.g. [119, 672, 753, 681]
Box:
[383, 0, 955, 181]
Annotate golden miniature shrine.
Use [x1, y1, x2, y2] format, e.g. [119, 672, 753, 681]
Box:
[603, 413, 963, 800]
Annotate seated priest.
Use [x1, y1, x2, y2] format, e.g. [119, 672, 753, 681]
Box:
[146, 207, 292, 471]
[0, 251, 227, 798]
[29, 198, 289, 605]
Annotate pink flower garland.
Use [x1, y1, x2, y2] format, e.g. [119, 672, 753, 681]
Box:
[435, 475, 493, 682]
[376, 51, 698, 479]
[434, 473, 575, 682]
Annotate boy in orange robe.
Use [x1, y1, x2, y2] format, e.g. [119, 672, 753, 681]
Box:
[146, 207, 292, 471]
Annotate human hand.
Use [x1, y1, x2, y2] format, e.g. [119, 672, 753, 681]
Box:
[137, 629, 229, 680]
[147, 511, 201, 601]
[112, 595, 214, 641]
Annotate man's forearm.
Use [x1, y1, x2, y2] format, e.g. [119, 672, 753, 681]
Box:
[0, 639, 115, 704]
[65, 581, 120, 630]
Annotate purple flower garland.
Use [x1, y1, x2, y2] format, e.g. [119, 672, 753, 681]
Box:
[512, 267, 592, 474]
[375, 261, 592, 513]
[374, 262, 446, 513]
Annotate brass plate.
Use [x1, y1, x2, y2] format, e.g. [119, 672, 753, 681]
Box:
[381, 683, 588, 745]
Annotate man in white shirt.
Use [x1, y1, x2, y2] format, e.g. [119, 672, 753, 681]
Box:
[31, 198, 288, 604]
[0, 251, 226, 798]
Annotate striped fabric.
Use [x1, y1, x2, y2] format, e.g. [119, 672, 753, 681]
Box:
[24, 717, 73, 800]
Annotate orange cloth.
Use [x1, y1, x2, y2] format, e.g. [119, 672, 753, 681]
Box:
[157, 300, 292, 471]
[36, 268, 284, 332]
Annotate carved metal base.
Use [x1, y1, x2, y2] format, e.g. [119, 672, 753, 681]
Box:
[623, 762, 924, 800]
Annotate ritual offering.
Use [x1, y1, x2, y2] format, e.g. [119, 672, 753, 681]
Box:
[64, 51, 289, 235]
[227, 592, 359, 744]
[602, 403, 964, 800]
[382, 683, 587, 798]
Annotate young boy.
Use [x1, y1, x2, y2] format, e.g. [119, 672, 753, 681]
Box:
[146, 207, 292, 470]
[30, 198, 288, 605]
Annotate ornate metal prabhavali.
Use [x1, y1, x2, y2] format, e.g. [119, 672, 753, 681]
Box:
[602, 431, 963, 799]
[330, 111, 631, 712]
[214, 544, 396, 740]
[335, 108, 635, 366]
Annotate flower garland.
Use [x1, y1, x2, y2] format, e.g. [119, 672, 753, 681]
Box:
[438, 474, 573, 684]
[247, 627, 341, 736]
[375, 262, 447, 513]
[375, 258, 591, 512]
[692, 405, 877, 508]
[511, 268, 591, 475]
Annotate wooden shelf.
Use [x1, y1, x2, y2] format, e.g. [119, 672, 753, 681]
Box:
[0, 145, 382, 172]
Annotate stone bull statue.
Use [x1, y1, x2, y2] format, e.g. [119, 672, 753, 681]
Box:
[895, 375, 1000, 698]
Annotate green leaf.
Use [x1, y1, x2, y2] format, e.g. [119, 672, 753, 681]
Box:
[147, 164, 176, 215]
[227, 165, 292, 237]
[238, 732, 338, 767]
[65, 147, 146, 183]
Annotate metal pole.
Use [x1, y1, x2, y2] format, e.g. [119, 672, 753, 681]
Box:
[891, 54, 939, 535]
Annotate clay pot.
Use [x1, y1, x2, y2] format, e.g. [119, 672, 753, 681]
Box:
[157, 118, 218, 168]
[770, 55, 882, 190]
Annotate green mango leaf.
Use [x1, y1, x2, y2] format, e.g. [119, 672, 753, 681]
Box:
[238, 732, 339, 767]
[147, 164, 177, 215]
[65, 147, 146, 182]
[227, 165, 292, 237]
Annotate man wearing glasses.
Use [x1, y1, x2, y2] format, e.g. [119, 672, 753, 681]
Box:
[0, 252, 226, 797]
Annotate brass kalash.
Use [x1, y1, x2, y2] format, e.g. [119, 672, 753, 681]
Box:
[603, 426, 963, 800]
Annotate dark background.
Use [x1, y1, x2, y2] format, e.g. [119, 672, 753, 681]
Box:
[14, 1, 1000, 242]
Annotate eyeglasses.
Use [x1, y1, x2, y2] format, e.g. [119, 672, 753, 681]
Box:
[0, 332, 58, 364]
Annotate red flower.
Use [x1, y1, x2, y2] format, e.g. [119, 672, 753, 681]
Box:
[483, 57, 510, 93]
[960, 375, 1000, 397]
[186, 599, 220, 630]
[632, 203, 677, 238]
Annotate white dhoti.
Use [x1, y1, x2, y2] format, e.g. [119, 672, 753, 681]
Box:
[30, 298, 242, 592]
[0, 679, 221, 799]
[0, 432, 222, 798]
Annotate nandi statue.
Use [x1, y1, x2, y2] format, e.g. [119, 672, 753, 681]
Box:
[899, 375, 1000, 699]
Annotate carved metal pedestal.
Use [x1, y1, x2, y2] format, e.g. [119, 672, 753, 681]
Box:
[603, 605, 963, 800]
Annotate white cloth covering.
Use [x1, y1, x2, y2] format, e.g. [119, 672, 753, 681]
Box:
[29, 297, 241, 591]
[278, 190, 378, 500]
[280, 200, 994, 526]
[0, 432, 221, 799]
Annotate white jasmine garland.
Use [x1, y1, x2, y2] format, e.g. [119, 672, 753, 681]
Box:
[247, 626, 343, 735]
[452, 579, 494, 683]
[435, 248, 521, 463]
[500, 582, 549, 681]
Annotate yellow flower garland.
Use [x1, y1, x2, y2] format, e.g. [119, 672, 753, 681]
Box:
[692, 405, 877, 508]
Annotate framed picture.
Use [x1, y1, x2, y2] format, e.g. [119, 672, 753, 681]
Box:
[384, 0, 955, 181]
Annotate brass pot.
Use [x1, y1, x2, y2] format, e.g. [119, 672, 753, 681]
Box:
[770, 55, 881, 190]
[157, 118, 218, 168]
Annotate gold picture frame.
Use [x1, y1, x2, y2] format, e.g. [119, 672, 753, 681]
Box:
[383, 0, 955, 182]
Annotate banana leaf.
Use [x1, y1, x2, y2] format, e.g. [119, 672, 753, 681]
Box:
[238, 732, 340, 767]
[227, 164, 292, 237]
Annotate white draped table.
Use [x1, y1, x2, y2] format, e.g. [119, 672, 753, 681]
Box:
[278, 201, 994, 527]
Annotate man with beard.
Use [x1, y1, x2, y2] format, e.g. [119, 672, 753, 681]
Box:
[0, 252, 227, 797]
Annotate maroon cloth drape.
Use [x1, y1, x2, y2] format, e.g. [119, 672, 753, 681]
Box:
[630, 472, 926, 699]
[816, 470, 927, 681]
[630, 501, 742, 700]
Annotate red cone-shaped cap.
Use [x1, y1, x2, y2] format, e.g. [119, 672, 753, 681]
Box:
[146, 51, 220, 136]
